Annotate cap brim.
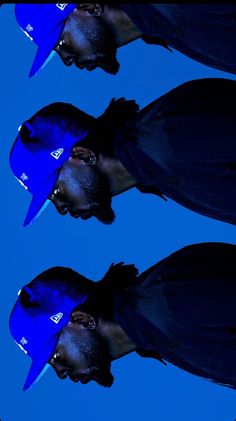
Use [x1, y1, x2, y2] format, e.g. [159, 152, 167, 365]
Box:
[23, 337, 58, 391]
[23, 173, 58, 227]
[29, 24, 63, 78]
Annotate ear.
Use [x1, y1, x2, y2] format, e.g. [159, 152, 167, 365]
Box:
[72, 145, 97, 165]
[70, 310, 96, 330]
[75, 3, 103, 17]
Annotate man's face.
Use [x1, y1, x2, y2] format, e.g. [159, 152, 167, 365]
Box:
[49, 322, 114, 387]
[54, 9, 120, 74]
[49, 158, 115, 224]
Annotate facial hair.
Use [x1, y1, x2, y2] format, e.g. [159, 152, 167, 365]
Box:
[72, 164, 116, 224]
[77, 17, 120, 74]
[72, 328, 115, 387]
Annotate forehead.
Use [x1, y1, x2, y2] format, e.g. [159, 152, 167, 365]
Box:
[62, 7, 101, 37]
[62, 8, 83, 33]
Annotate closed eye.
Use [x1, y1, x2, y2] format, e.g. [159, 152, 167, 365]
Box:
[56, 38, 74, 54]
[58, 39, 66, 49]
[50, 352, 65, 365]
[50, 187, 64, 201]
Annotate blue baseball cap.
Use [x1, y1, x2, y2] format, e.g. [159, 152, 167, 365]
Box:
[9, 278, 89, 391]
[15, 4, 76, 77]
[9, 108, 93, 227]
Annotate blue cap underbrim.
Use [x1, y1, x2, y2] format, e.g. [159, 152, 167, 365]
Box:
[23, 338, 58, 391]
[23, 173, 58, 227]
[29, 24, 63, 78]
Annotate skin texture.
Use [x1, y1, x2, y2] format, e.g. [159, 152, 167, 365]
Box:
[17, 101, 139, 225]
[49, 154, 116, 224]
[55, 4, 120, 74]
[49, 320, 114, 386]
[49, 309, 136, 387]
[49, 143, 137, 224]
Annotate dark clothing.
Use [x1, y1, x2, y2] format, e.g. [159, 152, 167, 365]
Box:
[114, 78, 236, 225]
[120, 3, 236, 74]
[113, 242, 236, 389]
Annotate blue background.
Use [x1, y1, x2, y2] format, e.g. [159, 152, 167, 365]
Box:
[1, 4, 236, 421]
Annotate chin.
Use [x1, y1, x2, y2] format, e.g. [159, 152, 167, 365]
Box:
[101, 64, 119, 75]
[96, 212, 116, 225]
[98, 57, 120, 75]
[104, 67, 119, 75]
[95, 373, 115, 388]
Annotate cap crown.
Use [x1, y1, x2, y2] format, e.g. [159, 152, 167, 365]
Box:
[15, 4, 76, 46]
[9, 285, 87, 360]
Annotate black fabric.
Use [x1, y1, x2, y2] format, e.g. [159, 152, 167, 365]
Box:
[114, 78, 236, 225]
[113, 242, 236, 389]
[120, 3, 236, 74]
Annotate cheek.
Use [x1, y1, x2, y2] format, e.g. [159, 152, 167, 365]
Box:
[67, 31, 93, 58]
[62, 177, 86, 205]
[62, 164, 98, 207]
[64, 343, 87, 371]
[68, 185, 88, 207]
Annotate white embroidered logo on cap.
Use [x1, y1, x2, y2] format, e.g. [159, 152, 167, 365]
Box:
[21, 173, 28, 182]
[20, 337, 28, 346]
[50, 312, 63, 324]
[21, 27, 33, 42]
[17, 337, 28, 353]
[56, 4, 68, 11]
[26, 24, 33, 32]
[16, 177, 28, 190]
[17, 173, 28, 190]
[51, 148, 64, 160]
[16, 340, 28, 354]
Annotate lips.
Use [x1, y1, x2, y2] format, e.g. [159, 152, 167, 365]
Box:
[69, 209, 83, 218]
[70, 376, 80, 383]
[74, 60, 96, 71]
[70, 374, 91, 384]
[86, 64, 96, 71]
[80, 212, 92, 220]
[69, 210, 92, 220]
[69, 212, 81, 218]
[80, 377, 91, 384]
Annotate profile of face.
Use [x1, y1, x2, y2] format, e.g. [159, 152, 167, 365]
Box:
[55, 5, 120, 74]
[49, 313, 114, 387]
[49, 148, 115, 224]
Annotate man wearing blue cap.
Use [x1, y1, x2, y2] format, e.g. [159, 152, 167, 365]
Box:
[15, 4, 236, 77]
[9, 78, 236, 227]
[9, 242, 236, 390]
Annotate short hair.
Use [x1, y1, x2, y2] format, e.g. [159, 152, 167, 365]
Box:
[84, 97, 140, 157]
[19, 98, 140, 159]
[20, 266, 95, 311]
[20, 263, 139, 320]
[19, 102, 95, 149]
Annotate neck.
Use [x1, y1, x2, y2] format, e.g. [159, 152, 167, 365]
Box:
[98, 154, 137, 196]
[97, 318, 137, 360]
[104, 5, 142, 47]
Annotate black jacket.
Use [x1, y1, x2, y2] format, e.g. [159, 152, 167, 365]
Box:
[114, 78, 236, 225]
[120, 3, 236, 74]
[114, 242, 236, 389]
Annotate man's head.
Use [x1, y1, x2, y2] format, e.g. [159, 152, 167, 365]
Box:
[50, 145, 115, 225]
[9, 102, 115, 226]
[9, 266, 114, 390]
[50, 309, 114, 387]
[15, 3, 120, 77]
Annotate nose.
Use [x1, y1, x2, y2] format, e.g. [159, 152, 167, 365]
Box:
[62, 54, 75, 67]
[50, 197, 69, 216]
[55, 48, 75, 66]
[57, 368, 70, 380]
[53, 366, 70, 380]
[50, 360, 70, 380]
